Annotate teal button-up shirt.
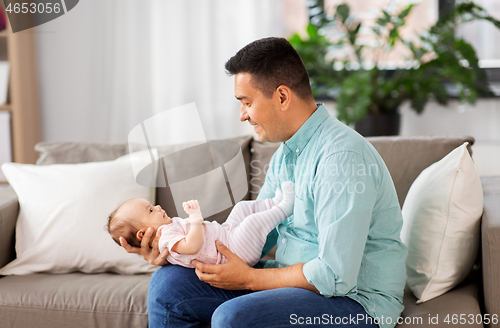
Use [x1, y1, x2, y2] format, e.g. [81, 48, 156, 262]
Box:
[258, 104, 407, 328]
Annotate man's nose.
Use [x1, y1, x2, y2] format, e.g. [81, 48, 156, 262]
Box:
[240, 106, 249, 122]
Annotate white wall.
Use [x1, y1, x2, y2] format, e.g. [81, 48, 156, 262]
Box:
[32, 1, 499, 177]
[33, 0, 284, 144]
[400, 99, 500, 177]
[34, 0, 112, 143]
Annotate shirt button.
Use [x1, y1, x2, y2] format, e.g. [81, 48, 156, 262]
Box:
[282, 238, 286, 244]
[295, 148, 299, 153]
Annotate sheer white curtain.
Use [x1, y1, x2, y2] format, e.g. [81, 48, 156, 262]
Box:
[93, 0, 283, 143]
[36, 0, 298, 143]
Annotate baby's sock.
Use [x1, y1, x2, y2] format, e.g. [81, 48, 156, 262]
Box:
[272, 187, 283, 206]
[277, 181, 295, 217]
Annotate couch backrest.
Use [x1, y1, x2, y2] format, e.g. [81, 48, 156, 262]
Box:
[248, 135, 475, 207]
[34, 135, 474, 215]
[366, 135, 474, 207]
[35, 136, 253, 224]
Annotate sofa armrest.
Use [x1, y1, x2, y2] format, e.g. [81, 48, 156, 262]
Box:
[0, 186, 18, 269]
[480, 176, 500, 325]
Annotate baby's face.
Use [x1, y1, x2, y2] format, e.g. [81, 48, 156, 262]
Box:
[121, 198, 172, 232]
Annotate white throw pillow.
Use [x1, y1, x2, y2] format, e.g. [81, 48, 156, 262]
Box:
[0, 150, 158, 275]
[401, 142, 483, 303]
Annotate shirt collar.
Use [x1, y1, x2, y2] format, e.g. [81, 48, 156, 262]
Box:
[283, 103, 330, 156]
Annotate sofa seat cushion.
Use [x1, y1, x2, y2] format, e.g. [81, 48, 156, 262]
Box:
[0, 273, 150, 328]
[398, 277, 482, 327]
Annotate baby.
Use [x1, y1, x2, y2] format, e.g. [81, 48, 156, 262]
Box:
[107, 181, 295, 268]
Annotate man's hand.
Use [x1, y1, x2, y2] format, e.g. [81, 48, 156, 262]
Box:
[120, 227, 170, 266]
[192, 241, 320, 293]
[191, 240, 255, 290]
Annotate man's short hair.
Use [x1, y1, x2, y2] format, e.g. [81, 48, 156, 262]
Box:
[225, 37, 313, 101]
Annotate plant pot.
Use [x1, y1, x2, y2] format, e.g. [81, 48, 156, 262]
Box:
[354, 111, 400, 137]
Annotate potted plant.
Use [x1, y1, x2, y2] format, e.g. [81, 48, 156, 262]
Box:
[289, 1, 500, 136]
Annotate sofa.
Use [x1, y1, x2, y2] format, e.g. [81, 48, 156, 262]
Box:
[0, 135, 498, 328]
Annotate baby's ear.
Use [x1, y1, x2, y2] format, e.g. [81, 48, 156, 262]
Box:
[136, 230, 145, 240]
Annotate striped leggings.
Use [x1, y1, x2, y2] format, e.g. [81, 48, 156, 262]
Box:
[221, 198, 287, 266]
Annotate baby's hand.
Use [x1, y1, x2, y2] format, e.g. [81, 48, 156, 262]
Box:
[183, 200, 202, 216]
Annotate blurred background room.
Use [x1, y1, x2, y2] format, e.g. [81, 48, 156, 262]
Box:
[0, 0, 499, 187]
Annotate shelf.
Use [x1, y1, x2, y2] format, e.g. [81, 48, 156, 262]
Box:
[4, 13, 40, 164]
[0, 4, 39, 164]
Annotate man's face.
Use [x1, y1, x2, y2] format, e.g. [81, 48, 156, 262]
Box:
[235, 73, 285, 143]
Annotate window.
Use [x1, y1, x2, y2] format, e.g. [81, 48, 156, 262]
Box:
[455, 0, 500, 92]
[283, 0, 500, 96]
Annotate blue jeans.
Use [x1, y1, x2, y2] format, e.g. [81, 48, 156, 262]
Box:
[148, 265, 378, 328]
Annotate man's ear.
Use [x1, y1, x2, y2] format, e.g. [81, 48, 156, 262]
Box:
[136, 230, 145, 241]
[276, 85, 291, 111]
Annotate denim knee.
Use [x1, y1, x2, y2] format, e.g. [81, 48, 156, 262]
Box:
[211, 301, 240, 328]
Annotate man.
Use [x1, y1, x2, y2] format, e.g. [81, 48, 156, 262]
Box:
[122, 37, 407, 328]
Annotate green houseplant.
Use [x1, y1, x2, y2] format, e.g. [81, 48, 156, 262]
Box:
[289, 1, 500, 136]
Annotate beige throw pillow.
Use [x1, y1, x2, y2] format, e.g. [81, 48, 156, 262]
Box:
[0, 150, 158, 275]
[401, 142, 483, 303]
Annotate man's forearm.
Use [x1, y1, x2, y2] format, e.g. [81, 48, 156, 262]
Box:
[192, 242, 321, 293]
[247, 263, 319, 294]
